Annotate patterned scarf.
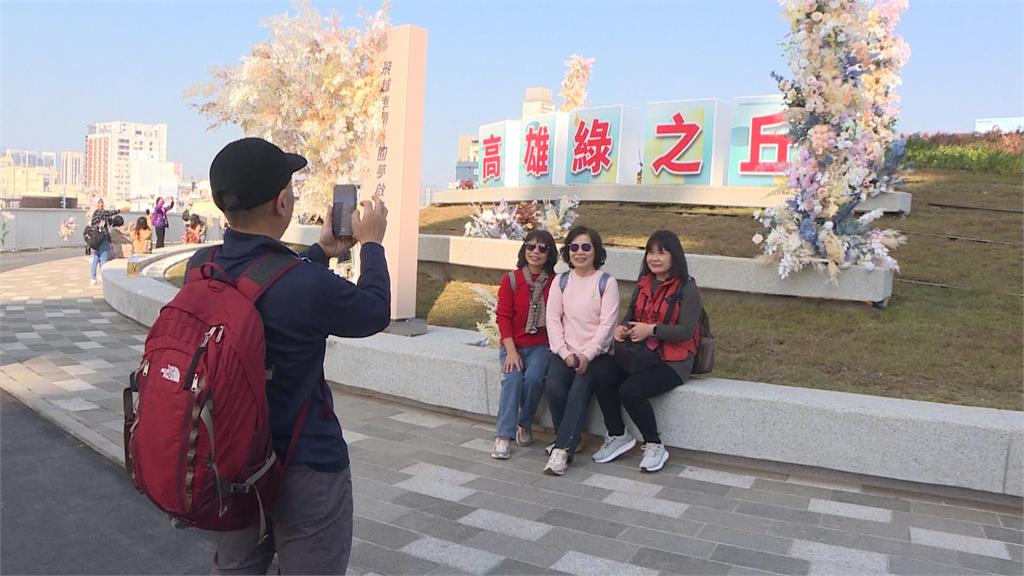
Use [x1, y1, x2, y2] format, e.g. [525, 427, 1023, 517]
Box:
[522, 269, 549, 334]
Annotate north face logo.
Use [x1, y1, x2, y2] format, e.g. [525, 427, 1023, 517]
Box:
[160, 365, 181, 383]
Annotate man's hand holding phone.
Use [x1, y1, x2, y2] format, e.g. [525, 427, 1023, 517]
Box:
[352, 197, 388, 245]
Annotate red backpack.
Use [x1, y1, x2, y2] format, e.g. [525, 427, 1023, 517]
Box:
[123, 247, 305, 539]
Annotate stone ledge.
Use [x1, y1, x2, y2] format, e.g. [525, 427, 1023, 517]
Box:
[432, 185, 912, 214]
[419, 234, 893, 304]
[103, 250, 1023, 497]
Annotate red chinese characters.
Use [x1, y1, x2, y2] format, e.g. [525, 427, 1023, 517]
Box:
[482, 134, 502, 181]
[571, 118, 613, 175]
[739, 111, 790, 174]
[652, 113, 703, 175]
[523, 125, 550, 177]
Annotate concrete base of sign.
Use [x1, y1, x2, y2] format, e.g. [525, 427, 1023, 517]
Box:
[419, 234, 893, 305]
[385, 317, 429, 337]
[101, 255, 1023, 497]
[433, 184, 912, 214]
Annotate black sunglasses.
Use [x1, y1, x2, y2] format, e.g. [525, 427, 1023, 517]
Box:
[524, 242, 549, 253]
[569, 243, 593, 253]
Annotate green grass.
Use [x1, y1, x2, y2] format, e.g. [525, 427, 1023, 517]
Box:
[905, 139, 1024, 176]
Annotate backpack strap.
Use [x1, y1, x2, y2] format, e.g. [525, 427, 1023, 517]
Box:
[185, 246, 218, 284]
[236, 252, 301, 303]
[559, 271, 610, 297]
[662, 277, 689, 325]
[507, 270, 517, 293]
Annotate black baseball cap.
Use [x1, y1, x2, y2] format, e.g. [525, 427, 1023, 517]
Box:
[210, 137, 307, 211]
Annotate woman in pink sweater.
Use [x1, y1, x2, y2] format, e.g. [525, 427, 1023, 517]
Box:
[542, 226, 619, 476]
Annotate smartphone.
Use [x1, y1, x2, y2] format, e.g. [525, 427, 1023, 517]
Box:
[332, 184, 358, 239]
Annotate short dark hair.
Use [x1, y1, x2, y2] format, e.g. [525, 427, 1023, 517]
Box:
[639, 229, 688, 281]
[516, 229, 558, 274]
[560, 225, 607, 269]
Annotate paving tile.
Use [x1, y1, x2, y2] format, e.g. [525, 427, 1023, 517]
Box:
[393, 476, 476, 502]
[400, 536, 503, 575]
[52, 378, 97, 392]
[353, 515, 421, 550]
[887, 555, 990, 575]
[789, 540, 888, 575]
[658, 486, 740, 511]
[352, 475, 408, 503]
[350, 538, 443, 575]
[460, 438, 494, 453]
[602, 490, 688, 518]
[891, 510, 988, 538]
[388, 411, 451, 429]
[582, 472, 663, 497]
[999, 515, 1023, 530]
[458, 509, 552, 541]
[831, 489, 913, 512]
[459, 491, 552, 522]
[709, 544, 811, 575]
[955, 551, 1024, 576]
[734, 501, 821, 525]
[49, 396, 100, 412]
[784, 475, 862, 492]
[910, 527, 1011, 560]
[484, 558, 566, 576]
[463, 529, 566, 569]
[619, 525, 717, 558]
[420, 500, 477, 521]
[727, 566, 777, 576]
[818, 513, 909, 540]
[536, 509, 628, 539]
[551, 551, 658, 576]
[809, 499, 892, 522]
[730, 487, 811, 510]
[400, 462, 478, 486]
[353, 497, 410, 523]
[697, 524, 794, 555]
[392, 509, 484, 543]
[683, 505, 777, 534]
[911, 502, 1003, 525]
[984, 524, 1024, 545]
[680, 466, 757, 488]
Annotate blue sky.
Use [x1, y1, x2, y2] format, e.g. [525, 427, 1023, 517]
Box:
[2, 0, 1022, 188]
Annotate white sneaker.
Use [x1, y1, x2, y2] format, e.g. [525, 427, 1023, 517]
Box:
[491, 437, 511, 460]
[89, 279, 97, 286]
[544, 448, 569, 476]
[592, 434, 637, 464]
[639, 443, 669, 473]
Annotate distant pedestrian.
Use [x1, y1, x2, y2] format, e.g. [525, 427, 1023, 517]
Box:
[130, 216, 153, 255]
[88, 198, 120, 286]
[151, 197, 174, 249]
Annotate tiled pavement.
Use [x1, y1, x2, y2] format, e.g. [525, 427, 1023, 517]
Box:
[1, 253, 1023, 576]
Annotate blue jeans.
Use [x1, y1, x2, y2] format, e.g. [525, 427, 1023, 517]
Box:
[545, 353, 614, 454]
[90, 238, 110, 280]
[495, 345, 550, 439]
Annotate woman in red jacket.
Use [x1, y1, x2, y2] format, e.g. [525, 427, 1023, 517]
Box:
[491, 230, 558, 459]
[590, 229, 702, 473]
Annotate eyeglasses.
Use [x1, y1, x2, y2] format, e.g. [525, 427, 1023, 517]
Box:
[569, 243, 593, 253]
[524, 242, 549, 253]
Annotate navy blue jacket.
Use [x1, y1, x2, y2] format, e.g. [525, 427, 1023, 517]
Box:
[213, 228, 391, 472]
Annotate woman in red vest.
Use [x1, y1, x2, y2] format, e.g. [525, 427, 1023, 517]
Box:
[590, 229, 702, 472]
[490, 230, 558, 460]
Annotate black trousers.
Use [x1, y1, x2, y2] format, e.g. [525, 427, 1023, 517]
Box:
[155, 226, 166, 249]
[591, 357, 692, 444]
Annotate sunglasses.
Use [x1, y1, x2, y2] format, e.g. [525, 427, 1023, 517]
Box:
[569, 243, 593, 253]
[524, 242, 549, 253]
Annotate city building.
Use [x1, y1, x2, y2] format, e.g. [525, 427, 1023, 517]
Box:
[455, 135, 480, 184]
[60, 151, 85, 186]
[522, 87, 555, 118]
[85, 121, 177, 204]
[0, 151, 58, 206]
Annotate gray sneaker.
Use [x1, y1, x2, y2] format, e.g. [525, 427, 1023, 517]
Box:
[515, 426, 533, 447]
[639, 442, 669, 472]
[491, 437, 511, 460]
[544, 448, 569, 476]
[592, 434, 637, 464]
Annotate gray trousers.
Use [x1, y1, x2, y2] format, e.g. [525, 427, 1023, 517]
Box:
[212, 466, 353, 575]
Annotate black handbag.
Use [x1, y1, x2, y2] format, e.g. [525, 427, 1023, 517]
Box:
[613, 279, 687, 374]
